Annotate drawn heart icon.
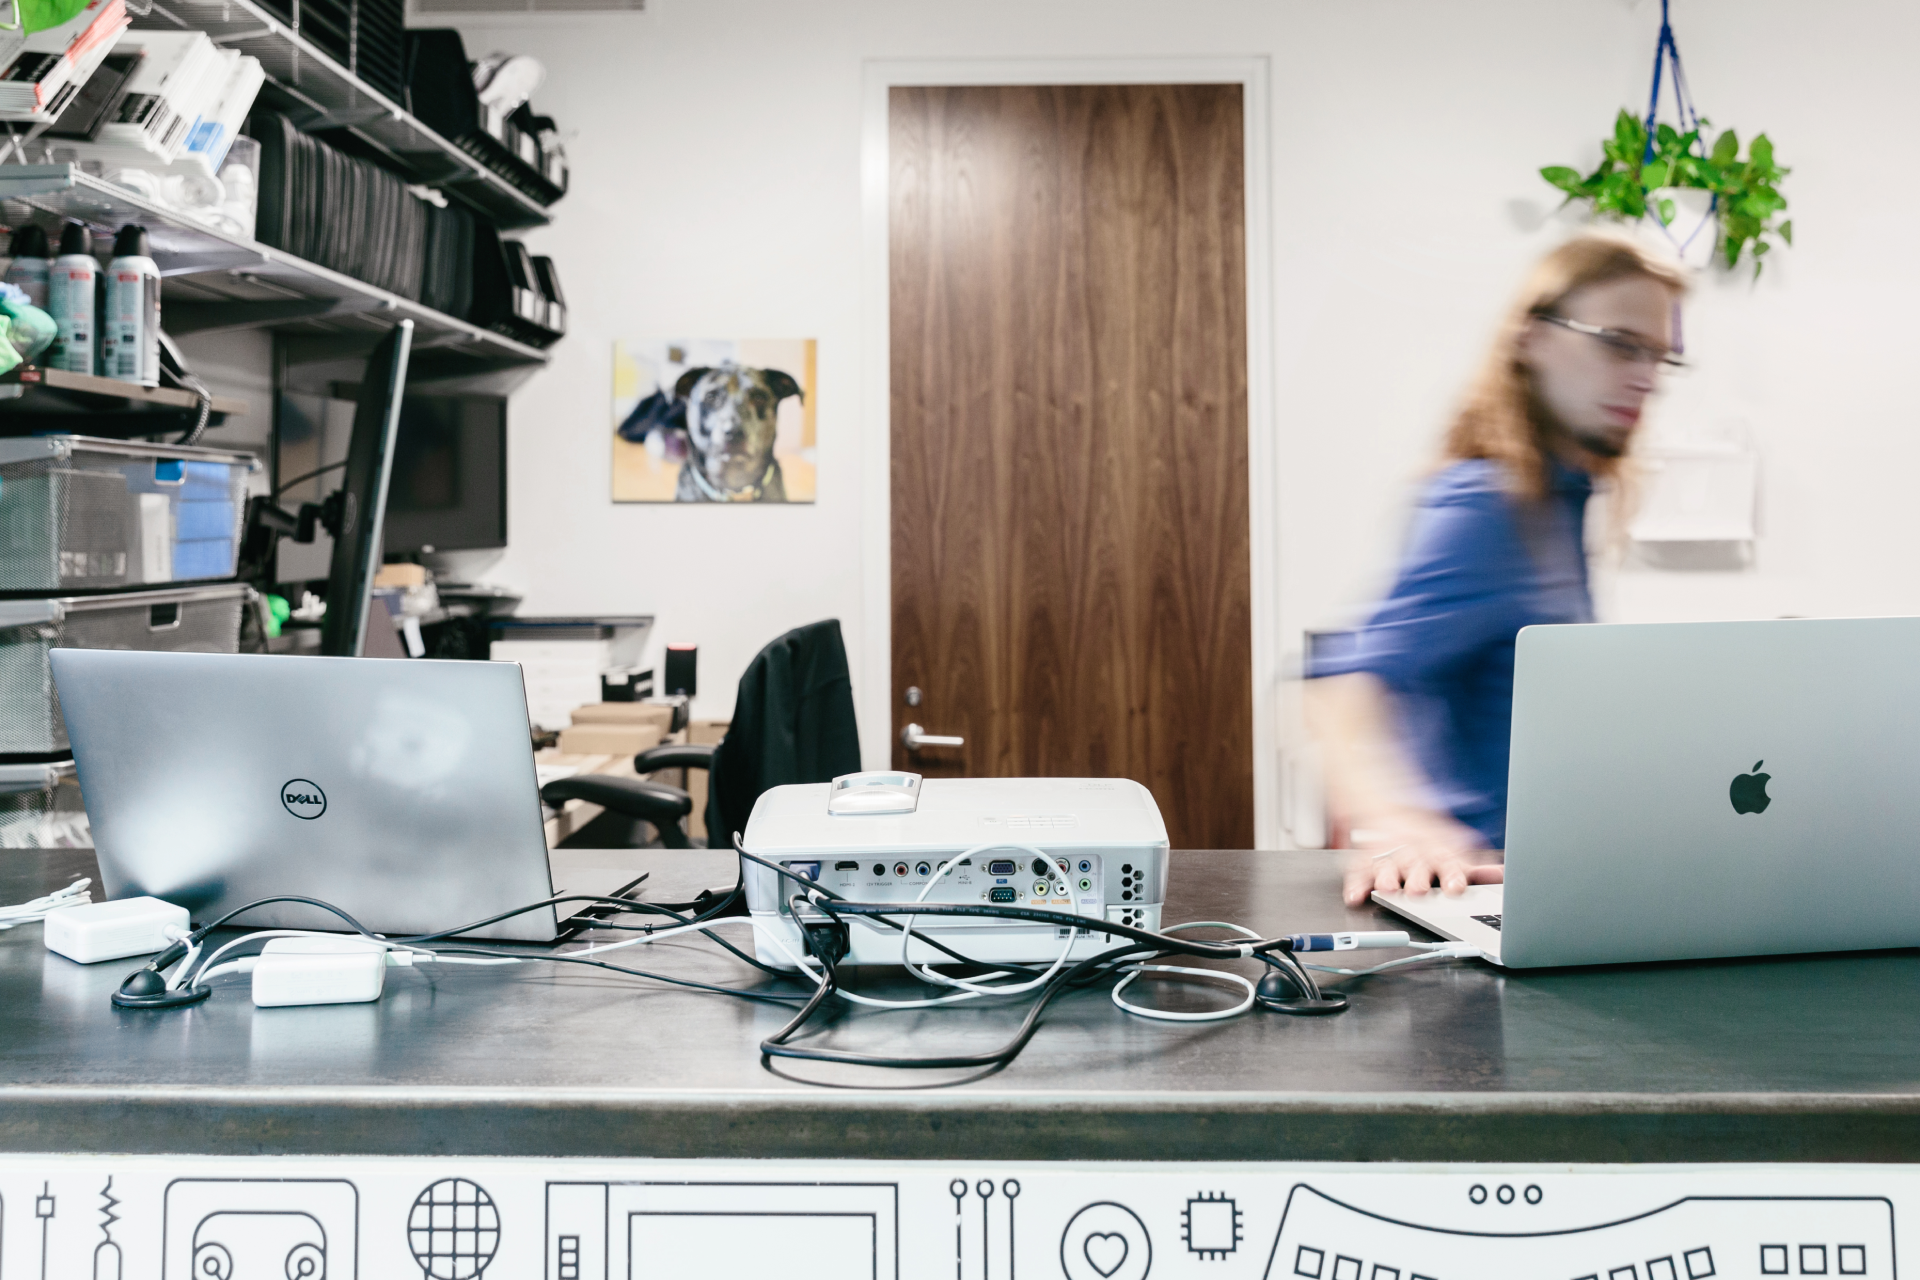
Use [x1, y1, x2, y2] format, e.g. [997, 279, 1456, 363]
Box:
[1084, 1231, 1129, 1278]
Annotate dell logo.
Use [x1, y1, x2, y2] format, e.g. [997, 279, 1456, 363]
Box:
[281, 778, 327, 819]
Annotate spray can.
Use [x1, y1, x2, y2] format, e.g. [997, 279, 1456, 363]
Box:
[47, 222, 96, 375]
[3, 224, 51, 308]
[101, 225, 159, 387]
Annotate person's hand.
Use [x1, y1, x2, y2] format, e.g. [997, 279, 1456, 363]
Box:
[1340, 810, 1503, 907]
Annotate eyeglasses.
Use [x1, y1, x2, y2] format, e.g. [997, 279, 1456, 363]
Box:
[1535, 313, 1687, 371]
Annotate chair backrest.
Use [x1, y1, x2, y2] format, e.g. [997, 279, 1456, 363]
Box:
[705, 619, 861, 846]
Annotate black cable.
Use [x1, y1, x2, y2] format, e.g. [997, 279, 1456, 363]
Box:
[271, 460, 346, 498]
[760, 943, 1162, 1071]
[174, 889, 790, 986]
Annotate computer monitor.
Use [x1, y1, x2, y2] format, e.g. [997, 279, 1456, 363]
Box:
[380, 393, 508, 555]
[319, 321, 412, 658]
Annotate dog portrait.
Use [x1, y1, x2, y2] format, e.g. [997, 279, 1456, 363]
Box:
[612, 339, 816, 502]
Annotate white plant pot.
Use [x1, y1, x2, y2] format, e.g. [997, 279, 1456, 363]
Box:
[1643, 187, 1719, 268]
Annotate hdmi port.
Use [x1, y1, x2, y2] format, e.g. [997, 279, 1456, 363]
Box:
[833, 861, 859, 871]
[987, 887, 1019, 903]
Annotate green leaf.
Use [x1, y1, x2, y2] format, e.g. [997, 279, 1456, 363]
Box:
[1712, 129, 1740, 165]
[1540, 165, 1585, 193]
[1749, 134, 1774, 168]
[1658, 198, 1676, 225]
[1655, 123, 1679, 150]
[1780, 219, 1793, 245]
[1642, 159, 1670, 190]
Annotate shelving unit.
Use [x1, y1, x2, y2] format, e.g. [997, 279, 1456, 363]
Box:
[0, 365, 247, 435]
[131, 0, 555, 231]
[0, 165, 550, 383]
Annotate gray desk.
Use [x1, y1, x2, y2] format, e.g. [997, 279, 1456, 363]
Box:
[2, 848, 1916, 1164]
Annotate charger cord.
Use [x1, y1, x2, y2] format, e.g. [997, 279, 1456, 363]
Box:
[0, 878, 91, 930]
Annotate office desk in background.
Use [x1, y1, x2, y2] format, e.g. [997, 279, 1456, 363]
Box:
[0, 849, 1914, 1277]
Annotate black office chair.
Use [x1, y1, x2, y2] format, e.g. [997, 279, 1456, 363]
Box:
[538, 619, 861, 850]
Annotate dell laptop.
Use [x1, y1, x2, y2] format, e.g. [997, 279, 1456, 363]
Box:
[51, 650, 642, 942]
[1375, 617, 1920, 967]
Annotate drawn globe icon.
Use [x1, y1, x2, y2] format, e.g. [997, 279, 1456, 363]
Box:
[406, 1179, 499, 1278]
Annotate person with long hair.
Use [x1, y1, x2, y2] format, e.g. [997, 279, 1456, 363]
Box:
[1309, 232, 1689, 907]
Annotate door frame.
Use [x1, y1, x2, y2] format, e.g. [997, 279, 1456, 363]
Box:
[860, 57, 1279, 848]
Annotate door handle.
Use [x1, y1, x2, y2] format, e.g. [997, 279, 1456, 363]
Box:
[900, 722, 963, 750]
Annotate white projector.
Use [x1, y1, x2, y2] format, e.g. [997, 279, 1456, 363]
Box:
[741, 773, 1170, 969]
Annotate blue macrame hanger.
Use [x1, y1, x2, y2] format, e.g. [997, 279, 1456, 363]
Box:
[1643, 0, 1716, 256]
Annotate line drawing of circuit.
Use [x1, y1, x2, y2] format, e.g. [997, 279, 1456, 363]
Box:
[950, 1177, 1022, 1280]
[1263, 1186, 1896, 1280]
[545, 1182, 899, 1280]
[163, 1179, 358, 1279]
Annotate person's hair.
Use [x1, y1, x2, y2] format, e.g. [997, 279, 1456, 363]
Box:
[1443, 231, 1690, 499]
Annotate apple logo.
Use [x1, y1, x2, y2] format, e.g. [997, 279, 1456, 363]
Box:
[1729, 760, 1772, 815]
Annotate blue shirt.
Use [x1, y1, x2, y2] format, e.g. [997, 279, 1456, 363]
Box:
[1309, 459, 1594, 848]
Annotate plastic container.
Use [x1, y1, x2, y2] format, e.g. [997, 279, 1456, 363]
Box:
[0, 583, 251, 754]
[0, 760, 88, 849]
[0, 435, 260, 592]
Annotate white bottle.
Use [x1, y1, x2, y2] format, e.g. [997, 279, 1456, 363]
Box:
[101, 224, 160, 387]
[47, 221, 96, 376]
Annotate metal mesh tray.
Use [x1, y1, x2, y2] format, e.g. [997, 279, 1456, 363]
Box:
[0, 436, 260, 594]
[0, 583, 251, 754]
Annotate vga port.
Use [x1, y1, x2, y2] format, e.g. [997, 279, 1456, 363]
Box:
[986, 859, 1018, 876]
[987, 887, 1019, 903]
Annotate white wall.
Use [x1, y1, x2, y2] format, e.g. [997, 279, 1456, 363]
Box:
[438, 0, 1920, 790]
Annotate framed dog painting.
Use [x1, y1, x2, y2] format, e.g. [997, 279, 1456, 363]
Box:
[612, 338, 817, 503]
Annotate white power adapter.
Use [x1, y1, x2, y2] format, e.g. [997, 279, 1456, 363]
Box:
[44, 897, 190, 964]
[251, 937, 389, 1008]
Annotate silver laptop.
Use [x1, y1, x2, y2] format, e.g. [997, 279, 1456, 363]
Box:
[1376, 617, 1920, 967]
[51, 650, 642, 942]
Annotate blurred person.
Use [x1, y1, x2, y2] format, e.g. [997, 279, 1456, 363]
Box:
[1307, 232, 1688, 908]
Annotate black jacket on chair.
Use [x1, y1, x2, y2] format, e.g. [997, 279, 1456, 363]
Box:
[707, 619, 862, 847]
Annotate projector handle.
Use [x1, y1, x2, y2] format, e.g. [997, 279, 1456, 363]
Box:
[901, 722, 964, 750]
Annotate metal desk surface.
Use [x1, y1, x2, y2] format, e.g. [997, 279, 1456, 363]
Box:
[2, 848, 1916, 1163]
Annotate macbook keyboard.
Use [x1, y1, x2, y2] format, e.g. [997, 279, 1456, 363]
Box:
[1471, 914, 1502, 931]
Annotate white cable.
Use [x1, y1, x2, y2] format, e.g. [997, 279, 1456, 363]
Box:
[0, 877, 92, 930]
[749, 915, 999, 1010]
[900, 843, 1078, 997]
[560, 912, 760, 959]
[1110, 962, 1257, 1022]
[1300, 941, 1481, 976]
[180, 929, 433, 989]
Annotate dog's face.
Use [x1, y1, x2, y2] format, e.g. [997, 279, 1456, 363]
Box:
[674, 363, 803, 493]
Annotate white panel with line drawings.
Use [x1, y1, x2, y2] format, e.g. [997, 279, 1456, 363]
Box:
[162, 1179, 357, 1280]
[544, 1182, 898, 1280]
[1264, 1185, 1895, 1280]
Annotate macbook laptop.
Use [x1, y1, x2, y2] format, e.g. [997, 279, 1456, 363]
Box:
[51, 649, 643, 942]
[1375, 617, 1920, 967]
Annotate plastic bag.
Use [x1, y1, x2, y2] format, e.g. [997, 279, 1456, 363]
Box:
[0, 283, 57, 362]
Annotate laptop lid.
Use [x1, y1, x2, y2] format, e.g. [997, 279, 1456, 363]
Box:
[1501, 617, 1920, 968]
[52, 650, 562, 942]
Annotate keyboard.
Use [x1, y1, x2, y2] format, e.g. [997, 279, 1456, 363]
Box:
[1470, 914, 1502, 931]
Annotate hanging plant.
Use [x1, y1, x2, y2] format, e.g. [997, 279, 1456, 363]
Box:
[1541, 111, 1790, 275]
[1537, 1, 1791, 275]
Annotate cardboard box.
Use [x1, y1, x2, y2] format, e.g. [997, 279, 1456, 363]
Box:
[685, 718, 728, 842]
[372, 563, 428, 588]
[555, 722, 664, 757]
[570, 701, 676, 732]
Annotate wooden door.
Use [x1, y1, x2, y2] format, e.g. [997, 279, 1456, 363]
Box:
[889, 83, 1253, 849]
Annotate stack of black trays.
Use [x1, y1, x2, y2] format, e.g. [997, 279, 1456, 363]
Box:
[254, 0, 407, 104]
[252, 110, 476, 319]
[405, 29, 567, 207]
